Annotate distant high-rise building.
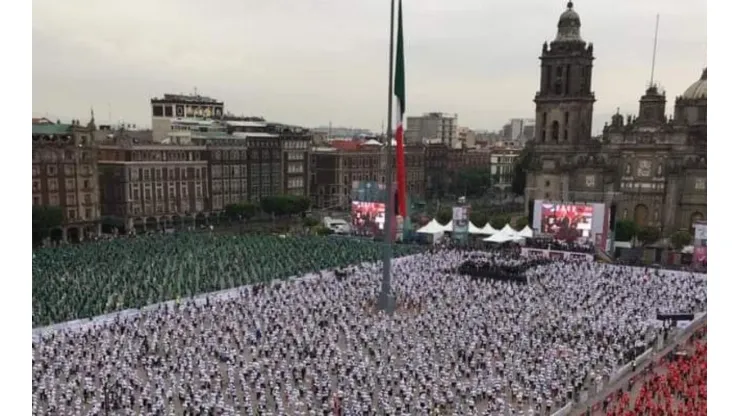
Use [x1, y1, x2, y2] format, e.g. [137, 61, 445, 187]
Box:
[405, 112, 458, 146]
[501, 118, 536, 143]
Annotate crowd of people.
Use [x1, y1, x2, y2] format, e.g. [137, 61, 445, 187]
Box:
[32, 247, 706, 415]
[456, 253, 553, 284]
[601, 329, 707, 416]
[526, 238, 595, 253]
[31, 234, 423, 327]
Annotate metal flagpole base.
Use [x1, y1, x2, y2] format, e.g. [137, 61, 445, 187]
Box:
[376, 291, 396, 315]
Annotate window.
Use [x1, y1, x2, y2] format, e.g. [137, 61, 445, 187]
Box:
[144, 186, 152, 201]
[64, 165, 74, 176]
[130, 168, 140, 181]
[156, 184, 164, 200]
[33, 195, 42, 206]
[155, 168, 162, 181]
[32, 165, 40, 177]
[83, 180, 90, 190]
[47, 178, 58, 191]
[66, 193, 76, 205]
[47, 165, 58, 176]
[181, 168, 188, 180]
[143, 168, 151, 181]
[132, 184, 141, 201]
[181, 184, 188, 197]
[32, 180, 41, 192]
[81, 151, 89, 161]
[168, 183, 176, 198]
[85, 208, 93, 220]
[168, 168, 176, 180]
[65, 178, 75, 190]
[67, 209, 77, 221]
[48, 193, 59, 206]
[153, 105, 164, 117]
[84, 193, 92, 204]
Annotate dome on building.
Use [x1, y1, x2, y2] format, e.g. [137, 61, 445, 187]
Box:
[682, 68, 707, 99]
[555, 2, 583, 42]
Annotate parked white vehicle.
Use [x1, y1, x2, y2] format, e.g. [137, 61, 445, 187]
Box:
[322, 217, 351, 234]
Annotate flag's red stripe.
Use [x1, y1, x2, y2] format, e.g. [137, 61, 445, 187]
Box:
[395, 122, 407, 217]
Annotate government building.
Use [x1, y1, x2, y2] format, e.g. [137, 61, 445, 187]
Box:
[525, 2, 707, 236]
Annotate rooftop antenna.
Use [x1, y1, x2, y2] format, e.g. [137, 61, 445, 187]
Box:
[194, 87, 198, 96]
[649, 14, 660, 88]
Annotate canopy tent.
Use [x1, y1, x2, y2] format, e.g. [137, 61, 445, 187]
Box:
[417, 219, 445, 234]
[500, 224, 518, 237]
[483, 233, 519, 244]
[517, 225, 534, 238]
[468, 223, 490, 235]
[481, 223, 498, 235]
[442, 221, 453, 232]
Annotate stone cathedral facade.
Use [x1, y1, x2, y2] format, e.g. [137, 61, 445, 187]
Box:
[525, 2, 707, 236]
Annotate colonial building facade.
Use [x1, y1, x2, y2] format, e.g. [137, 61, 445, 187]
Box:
[310, 141, 425, 210]
[525, 2, 707, 236]
[32, 119, 100, 241]
[97, 139, 209, 231]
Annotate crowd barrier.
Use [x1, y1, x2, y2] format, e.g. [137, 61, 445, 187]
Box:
[550, 401, 573, 416]
[563, 310, 707, 416]
[520, 247, 594, 262]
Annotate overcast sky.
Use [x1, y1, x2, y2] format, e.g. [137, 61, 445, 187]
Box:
[33, 0, 706, 132]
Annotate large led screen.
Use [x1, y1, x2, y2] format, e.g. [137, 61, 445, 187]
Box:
[351, 201, 386, 234]
[540, 203, 593, 240]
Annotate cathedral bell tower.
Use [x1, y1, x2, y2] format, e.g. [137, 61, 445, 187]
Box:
[534, 1, 595, 145]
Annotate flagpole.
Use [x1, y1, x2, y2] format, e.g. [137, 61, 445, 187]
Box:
[378, 0, 396, 315]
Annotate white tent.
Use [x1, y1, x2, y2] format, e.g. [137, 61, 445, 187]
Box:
[442, 221, 453, 232]
[468, 222, 489, 235]
[500, 224, 518, 237]
[484, 233, 517, 244]
[517, 225, 534, 238]
[481, 223, 498, 235]
[417, 219, 445, 234]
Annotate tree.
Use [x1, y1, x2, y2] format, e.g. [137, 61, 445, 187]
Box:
[615, 220, 638, 242]
[261, 195, 311, 217]
[469, 211, 488, 228]
[437, 207, 453, 225]
[515, 216, 530, 231]
[303, 216, 320, 228]
[511, 142, 534, 196]
[224, 202, 257, 222]
[32, 206, 63, 236]
[490, 214, 511, 230]
[453, 168, 491, 198]
[636, 226, 661, 246]
[670, 230, 693, 250]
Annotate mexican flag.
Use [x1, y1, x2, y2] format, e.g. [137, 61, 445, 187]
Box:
[394, 0, 408, 219]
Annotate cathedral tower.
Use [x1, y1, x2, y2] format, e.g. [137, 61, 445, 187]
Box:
[534, 1, 595, 145]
